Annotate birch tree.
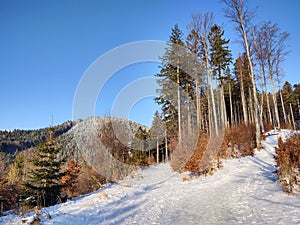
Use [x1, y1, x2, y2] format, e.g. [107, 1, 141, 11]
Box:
[221, 0, 262, 148]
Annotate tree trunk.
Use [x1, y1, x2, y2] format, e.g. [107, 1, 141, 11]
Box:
[229, 83, 234, 126]
[259, 94, 265, 133]
[248, 87, 254, 124]
[263, 63, 272, 125]
[221, 84, 228, 127]
[239, 13, 261, 148]
[165, 131, 168, 162]
[240, 70, 248, 125]
[206, 54, 219, 136]
[156, 138, 159, 164]
[290, 103, 295, 130]
[196, 80, 202, 130]
[268, 64, 280, 130]
[177, 63, 182, 143]
[279, 89, 287, 125]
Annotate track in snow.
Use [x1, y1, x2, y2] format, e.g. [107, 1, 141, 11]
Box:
[2, 130, 300, 225]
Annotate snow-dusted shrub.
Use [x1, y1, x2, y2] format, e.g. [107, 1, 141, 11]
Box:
[275, 134, 300, 193]
[219, 124, 256, 159]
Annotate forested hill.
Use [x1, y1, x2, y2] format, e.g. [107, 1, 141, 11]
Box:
[0, 121, 75, 154]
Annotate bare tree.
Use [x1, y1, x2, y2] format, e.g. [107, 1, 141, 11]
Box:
[235, 54, 249, 125]
[187, 13, 219, 136]
[253, 21, 290, 130]
[252, 26, 273, 125]
[221, 0, 262, 148]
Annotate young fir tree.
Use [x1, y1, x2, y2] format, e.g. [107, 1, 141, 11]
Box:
[208, 24, 232, 80]
[23, 128, 65, 207]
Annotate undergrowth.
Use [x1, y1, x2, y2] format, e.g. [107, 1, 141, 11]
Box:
[275, 133, 300, 193]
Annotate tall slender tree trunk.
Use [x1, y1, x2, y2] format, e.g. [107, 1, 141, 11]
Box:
[165, 130, 168, 162]
[156, 138, 159, 164]
[229, 83, 234, 126]
[290, 103, 295, 130]
[248, 87, 254, 125]
[259, 94, 265, 133]
[177, 63, 182, 143]
[196, 80, 202, 130]
[266, 94, 273, 125]
[268, 61, 280, 130]
[206, 54, 219, 136]
[279, 89, 287, 125]
[239, 14, 261, 148]
[221, 84, 228, 127]
[263, 64, 273, 124]
[240, 71, 248, 125]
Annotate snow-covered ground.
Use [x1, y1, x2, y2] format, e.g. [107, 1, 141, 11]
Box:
[1, 130, 300, 225]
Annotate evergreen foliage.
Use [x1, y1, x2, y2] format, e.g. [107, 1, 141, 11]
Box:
[155, 24, 186, 130]
[208, 24, 232, 80]
[23, 128, 66, 207]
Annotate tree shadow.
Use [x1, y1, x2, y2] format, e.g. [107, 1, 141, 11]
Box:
[249, 157, 277, 182]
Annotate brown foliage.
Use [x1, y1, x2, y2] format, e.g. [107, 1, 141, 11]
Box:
[66, 162, 106, 197]
[61, 159, 81, 198]
[219, 124, 256, 159]
[275, 134, 300, 193]
[263, 123, 275, 133]
[184, 135, 208, 173]
[173, 124, 256, 175]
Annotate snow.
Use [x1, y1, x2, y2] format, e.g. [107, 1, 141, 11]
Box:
[1, 130, 300, 225]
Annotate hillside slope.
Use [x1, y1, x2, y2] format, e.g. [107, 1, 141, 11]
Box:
[2, 130, 300, 225]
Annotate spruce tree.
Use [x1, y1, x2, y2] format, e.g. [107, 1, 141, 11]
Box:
[208, 24, 232, 126]
[23, 128, 65, 207]
[208, 24, 232, 80]
[155, 24, 187, 140]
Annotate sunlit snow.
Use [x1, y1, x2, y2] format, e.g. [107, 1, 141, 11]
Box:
[1, 130, 299, 225]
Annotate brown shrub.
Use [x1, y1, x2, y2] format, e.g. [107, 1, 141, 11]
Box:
[219, 124, 256, 159]
[184, 135, 208, 173]
[263, 122, 275, 133]
[65, 162, 106, 198]
[61, 159, 81, 198]
[275, 134, 300, 193]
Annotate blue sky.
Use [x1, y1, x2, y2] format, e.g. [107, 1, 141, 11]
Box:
[0, 0, 299, 130]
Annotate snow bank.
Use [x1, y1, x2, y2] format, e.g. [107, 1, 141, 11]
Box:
[1, 130, 300, 225]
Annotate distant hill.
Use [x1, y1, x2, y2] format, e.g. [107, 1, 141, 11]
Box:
[0, 117, 147, 160]
[0, 121, 75, 154]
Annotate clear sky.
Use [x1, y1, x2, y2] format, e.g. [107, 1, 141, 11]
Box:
[0, 0, 299, 130]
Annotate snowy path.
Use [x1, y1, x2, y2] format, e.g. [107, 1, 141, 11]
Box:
[2, 130, 300, 225]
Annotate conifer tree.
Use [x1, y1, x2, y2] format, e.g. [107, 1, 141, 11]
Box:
[23, 128, 65, 207]
[155, 24, 187, 142]
[208, 24, 232, 126]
